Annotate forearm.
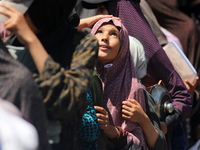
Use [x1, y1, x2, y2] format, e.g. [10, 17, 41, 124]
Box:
[26, 33, 48, 74]
[144, 49, 193, 120]
[140, 113, 158, 149]
[143, 89, 167, 149]
[103, 125, 120, 139]
[76, 18, 88, 30]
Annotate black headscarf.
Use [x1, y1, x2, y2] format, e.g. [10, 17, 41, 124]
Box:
[28, 0, 78, 32]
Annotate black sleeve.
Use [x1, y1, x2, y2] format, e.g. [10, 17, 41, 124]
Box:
[143, 89, 167, 150]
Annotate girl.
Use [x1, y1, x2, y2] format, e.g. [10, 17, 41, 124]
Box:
[91, 18, 157, 150]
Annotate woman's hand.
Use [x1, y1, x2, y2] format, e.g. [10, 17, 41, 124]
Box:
[94, 106, 120, 139]
[0, 3, 35, 46]
[185, 76, 199, 96]
[0, 3, 48, 74]
[77, 15, 121, 30]
[122, 99, 147, 126]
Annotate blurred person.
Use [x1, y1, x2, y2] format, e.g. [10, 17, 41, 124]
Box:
[0, 29, 50, 150]
[147, 0, 200, 94]
[0, 0, 99, 149]
[0, 98, 38, 150]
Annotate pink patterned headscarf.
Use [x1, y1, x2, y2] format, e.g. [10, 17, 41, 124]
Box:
[91, 18, 147, 149]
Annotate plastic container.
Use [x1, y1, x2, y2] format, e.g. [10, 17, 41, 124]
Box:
[163, 41, 197, 88]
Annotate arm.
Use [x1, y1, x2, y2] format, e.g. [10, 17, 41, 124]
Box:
[122, 89, 167, 150]
[142, 48, 193, 129]
[0, 2, 99, 122]
[143, 89, 167, 150]
[34, 33, 99, 122]
[122, 99, 158, 149]
[0, 3, 48, 73]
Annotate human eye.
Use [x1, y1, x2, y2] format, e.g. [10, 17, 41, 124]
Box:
[111, 32, 117, 36]
[110, 30, 119, 37]
[95, 30, 102, 35]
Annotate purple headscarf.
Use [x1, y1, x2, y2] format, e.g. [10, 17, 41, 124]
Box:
[91, 18, 147, 149]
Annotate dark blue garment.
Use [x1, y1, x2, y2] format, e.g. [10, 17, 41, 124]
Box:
[78, 89, 100, 150]
[171, 123, 187, 150]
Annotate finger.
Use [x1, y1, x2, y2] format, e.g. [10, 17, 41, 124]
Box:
[94, 106, 107, 115]
[99, 15, 113, 18]
[103, 15, 113, 18]
[122, 108, 133, 116]
[4, 18, 13, 26]
[123, 101, 134, 108]
[112, 16, 121, 21]
[122, 100, 137, 108]
[122, 100, 136, 106]
[122, 100, 128, 105]
[122, 104, 133, 112]
[185, 79, 192, 88]
[122, 114, 131, 120]
[96, 113, 108, 120]
[0, 8, 12, 18]
[97, 118, 107, 125]
[128, 99, 138, 105]
[0, 3, 18, 12]
[193, 76, 199, 88]
[3, 19, 16, 32]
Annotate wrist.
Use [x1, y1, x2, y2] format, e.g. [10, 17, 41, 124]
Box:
[25, 34, 39, 47]
[139, 113, 149, 128]
[104, 125, 120, 139]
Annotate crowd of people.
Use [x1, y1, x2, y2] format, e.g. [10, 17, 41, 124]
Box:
[0, 0, 199, 150]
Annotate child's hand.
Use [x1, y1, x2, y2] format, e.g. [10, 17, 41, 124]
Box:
[94, 106, 120, 139]
[122, 99, 146, 125]
[0, 3, 35, 45]
[86, 15, 121, 28]
[94, 106, 111, 130]
[78, 15, 121, 30]
[185, 76, 199, 96]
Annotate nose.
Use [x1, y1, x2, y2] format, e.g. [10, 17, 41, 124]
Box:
[101, 33, 108, 42]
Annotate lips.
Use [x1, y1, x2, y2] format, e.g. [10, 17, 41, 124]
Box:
[99, 45, 110, 51]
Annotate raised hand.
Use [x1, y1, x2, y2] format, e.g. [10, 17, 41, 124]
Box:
[0, 3, 35, 46]
[0, 3, 48, 74]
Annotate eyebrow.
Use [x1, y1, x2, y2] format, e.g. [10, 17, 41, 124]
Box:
[110, 28, 118, 32]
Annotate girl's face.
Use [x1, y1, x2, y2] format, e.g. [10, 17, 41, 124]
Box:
[95, 23, 121, 64]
